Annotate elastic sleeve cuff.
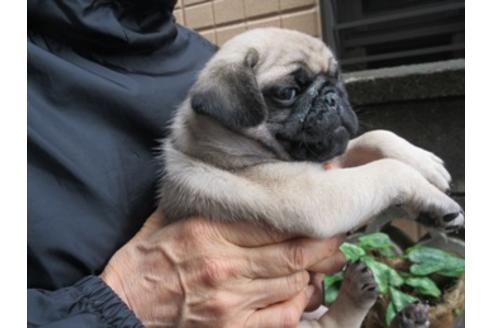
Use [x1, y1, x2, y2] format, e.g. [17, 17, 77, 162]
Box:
[74, 275, 144, 328]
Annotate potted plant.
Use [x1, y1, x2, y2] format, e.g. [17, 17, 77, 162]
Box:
[324, 231, 465, 328]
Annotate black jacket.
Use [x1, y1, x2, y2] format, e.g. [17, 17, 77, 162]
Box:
[27, 1, 216, 326]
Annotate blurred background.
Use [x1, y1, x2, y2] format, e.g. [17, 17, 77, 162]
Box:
[174, 0, 465, 242]
[173, 0, 464, 70]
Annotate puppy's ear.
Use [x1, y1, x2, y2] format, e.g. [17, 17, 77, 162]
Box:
[190, 49, 266, 130]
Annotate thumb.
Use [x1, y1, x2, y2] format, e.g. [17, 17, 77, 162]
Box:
[308, 249, 346, 274]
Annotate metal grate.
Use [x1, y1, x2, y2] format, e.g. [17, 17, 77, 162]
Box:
[320, 0, 465, 72]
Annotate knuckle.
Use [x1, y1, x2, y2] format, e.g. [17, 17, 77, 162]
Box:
[182, 218, 209, 240]
[207, 297, 230, 317]
[281, 307, 300, 328]
[288, 272, 308, 292]
[287, 243, 307, 271]
[200, 258, 228, 287]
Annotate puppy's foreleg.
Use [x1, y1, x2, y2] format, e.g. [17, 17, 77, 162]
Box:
[299, 261, 378, 328]
[245, 158, 463, 238]
[334, 130, 451, 192]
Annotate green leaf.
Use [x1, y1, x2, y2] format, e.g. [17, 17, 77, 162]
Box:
[378, 246, 397, 258]
[359, 232, 393, 250]
[358, 232, 397, 258]
[385, 302, 397, 326]
[386, 288, 418, 326]
[388, 268, 405, 287]
[361, 256, 404, 294]
[406, 246, 450, 262]
[405, 277, 441, 298]
[324, 284, 340, 305]
[323, 273, 343, 305]
[323, 272, 343, 287]
[390, 287, 418, 313]
[406, 246, 464, 277]
[437, 256, 465, 277]
[363, 256, 404, 288]
[409, 262, 444, 276]
[340, 242, 366, 261]
[362, 256, 389, 294]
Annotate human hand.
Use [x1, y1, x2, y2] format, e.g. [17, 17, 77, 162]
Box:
[101, 210, 345, 327]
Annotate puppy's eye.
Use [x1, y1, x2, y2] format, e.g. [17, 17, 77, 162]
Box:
[273, 87, 298, 106]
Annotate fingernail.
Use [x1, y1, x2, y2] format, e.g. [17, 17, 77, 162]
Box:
[326, 250, 347, 273]
[335, 250, 347, 264]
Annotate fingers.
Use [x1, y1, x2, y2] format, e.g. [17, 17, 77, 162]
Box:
[246, 271, 310, 308]
[243, 235, 344, 278]
[308, 250, 346, 274]
[305, 273, 325, 312]
[246, 286, 315, 328]
[215, 220, 290, 247]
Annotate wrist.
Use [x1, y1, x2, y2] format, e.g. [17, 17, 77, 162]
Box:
[73, 276, 144, 327]
[100, 260, 134, 311]
[101, 237, 184, 326]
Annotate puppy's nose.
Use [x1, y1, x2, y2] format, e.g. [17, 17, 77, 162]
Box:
[323, 90, 339, 111]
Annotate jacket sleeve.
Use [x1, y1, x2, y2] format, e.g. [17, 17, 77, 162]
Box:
[28, 276, 143, 328]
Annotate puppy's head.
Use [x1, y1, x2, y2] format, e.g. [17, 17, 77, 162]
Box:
[190, 28, 358, 162]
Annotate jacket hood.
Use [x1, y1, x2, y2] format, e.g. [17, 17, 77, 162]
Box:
[28, 0, 178, 53]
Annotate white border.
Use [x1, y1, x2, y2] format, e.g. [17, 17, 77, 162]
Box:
[466, 2, 491, 327]
[4, 0, 483, 325]
[0, 0, 27, 325]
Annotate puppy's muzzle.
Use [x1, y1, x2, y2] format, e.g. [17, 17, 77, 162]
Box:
[324, 90, 339, 112]
[277, 78, 359, 162]
[303, 84, 357, 138]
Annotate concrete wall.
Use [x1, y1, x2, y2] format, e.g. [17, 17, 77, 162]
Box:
[345, 60, 465, 241]
[174, 0, 322, 46]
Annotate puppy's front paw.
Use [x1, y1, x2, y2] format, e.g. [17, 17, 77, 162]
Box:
[392, 144, 451, 193]
[340, 260, 378, 309]
[417, 209, 465, 233]
[356, 130, 451, 192]
[409, 148, 451, 193]
[370, 130, 451, 192]
[390, 302, 430, 328]
[397, 167, 464, 232]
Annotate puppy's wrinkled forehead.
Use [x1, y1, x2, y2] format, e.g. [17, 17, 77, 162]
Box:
[218, 28, 337, 85]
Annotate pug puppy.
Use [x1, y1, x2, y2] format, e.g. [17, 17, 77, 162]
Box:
[158, 28, 463, 327]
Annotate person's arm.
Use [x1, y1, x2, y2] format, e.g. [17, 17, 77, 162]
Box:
[28, 210, 344, 328]
[28, 276, 142, 327]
